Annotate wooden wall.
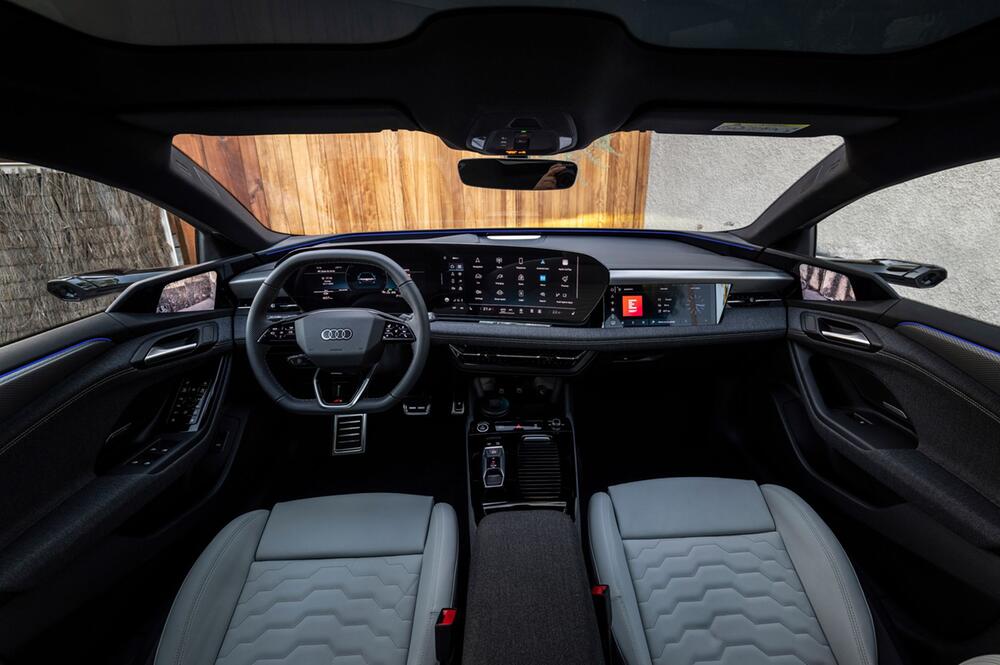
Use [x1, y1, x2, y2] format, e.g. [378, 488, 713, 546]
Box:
[172, 131, 650, 235]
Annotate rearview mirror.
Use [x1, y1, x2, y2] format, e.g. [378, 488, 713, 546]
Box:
[458, 159, 577, 191]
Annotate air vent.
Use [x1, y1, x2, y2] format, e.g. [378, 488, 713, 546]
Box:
[726, 293, 783, 307]
[517, 436, 562, 501]
[449, 345, 587, 370]
[333, 414, 366, 455]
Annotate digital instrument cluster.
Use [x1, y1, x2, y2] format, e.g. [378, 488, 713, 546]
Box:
[299, 263, 403, 300]
[603, 284, 728, 327]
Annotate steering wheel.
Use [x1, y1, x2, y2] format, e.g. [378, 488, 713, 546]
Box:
[245, 249, 430, 414]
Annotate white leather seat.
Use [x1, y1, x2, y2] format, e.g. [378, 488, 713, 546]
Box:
[155, 493, 458, 665]
[589, 477, 876, 665]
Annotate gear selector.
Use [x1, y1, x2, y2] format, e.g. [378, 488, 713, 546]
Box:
[482, 444, 506, 488]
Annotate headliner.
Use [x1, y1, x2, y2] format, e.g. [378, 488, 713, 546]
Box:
[1, 2, 999, 251]
[8, 0, 1000, 54]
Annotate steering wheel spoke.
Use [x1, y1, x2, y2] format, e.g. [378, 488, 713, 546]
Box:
[313, 365, 377, 409]
[257, 317, 302, 346]
[382, 320, 416, 342]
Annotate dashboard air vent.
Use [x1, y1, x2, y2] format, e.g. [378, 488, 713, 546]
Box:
[333, 414, 366, 455]
[449, 345, 587, 370]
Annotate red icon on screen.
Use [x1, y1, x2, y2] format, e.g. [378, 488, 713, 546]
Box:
[622, 295, 643, 317]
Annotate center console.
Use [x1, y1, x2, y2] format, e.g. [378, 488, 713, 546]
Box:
[466, 376, 578, 522]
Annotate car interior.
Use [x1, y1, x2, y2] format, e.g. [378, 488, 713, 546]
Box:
[2, 2, 1000, 665]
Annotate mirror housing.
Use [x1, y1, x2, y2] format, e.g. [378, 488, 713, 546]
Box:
[458, 159, 577, 191]
[831, 258, 947, 289]
[47, 268, 172, 301]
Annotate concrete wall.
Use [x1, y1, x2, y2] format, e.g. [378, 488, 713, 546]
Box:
[645, 134, 1000, 326]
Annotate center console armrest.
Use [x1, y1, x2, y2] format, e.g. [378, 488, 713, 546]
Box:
[461, 510, 604, 665]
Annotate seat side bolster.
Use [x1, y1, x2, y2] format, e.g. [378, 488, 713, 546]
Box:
[761, 485, 877, 665]
[154, 510, 270, 665]
[588, 492, 653, 665]
[406, 502, 459, 665]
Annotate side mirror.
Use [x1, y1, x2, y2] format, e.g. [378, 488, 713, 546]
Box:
[458, 158, 577, 191]
[47, 268, 172, 301]
[831, 258, 947, 289]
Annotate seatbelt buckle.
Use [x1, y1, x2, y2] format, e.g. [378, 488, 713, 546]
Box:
[435, 607, 458, 664]
[592, 585, 612, 664]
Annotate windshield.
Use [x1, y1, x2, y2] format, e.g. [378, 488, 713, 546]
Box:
[173, 131, 842, 236]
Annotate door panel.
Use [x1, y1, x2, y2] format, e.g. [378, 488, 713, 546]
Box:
[0, 310, 235, 595]
[789, 303, 1000, 549]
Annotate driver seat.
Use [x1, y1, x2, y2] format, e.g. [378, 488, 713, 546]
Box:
[154, 494, 458, 665]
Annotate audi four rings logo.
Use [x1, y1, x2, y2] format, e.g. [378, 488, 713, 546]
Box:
[320, 328, 353, 341]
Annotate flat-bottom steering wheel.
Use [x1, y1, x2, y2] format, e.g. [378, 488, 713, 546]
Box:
[245, 249, 430, 414]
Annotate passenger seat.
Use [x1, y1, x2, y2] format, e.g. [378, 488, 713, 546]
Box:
[589, 477, 876, 665]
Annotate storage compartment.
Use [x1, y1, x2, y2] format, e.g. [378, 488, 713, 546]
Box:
[462, 511, 603, 665]
[807, 354, 917, 449]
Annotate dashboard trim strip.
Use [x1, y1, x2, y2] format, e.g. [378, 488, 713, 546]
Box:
[609, 269, 791, 284]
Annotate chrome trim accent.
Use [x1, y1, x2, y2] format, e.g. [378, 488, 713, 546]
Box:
[819, 328, 872, 347]
[485, 234, 541, 240]
[312, 366, 376, 410]
[144, 341, 198, 363]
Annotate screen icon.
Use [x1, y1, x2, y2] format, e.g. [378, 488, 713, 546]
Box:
[622, 295, 644, 317]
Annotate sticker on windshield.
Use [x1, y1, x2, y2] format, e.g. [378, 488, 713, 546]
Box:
[712, 122, 809, 134]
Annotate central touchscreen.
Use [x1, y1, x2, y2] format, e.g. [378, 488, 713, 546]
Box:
[437, 249, 604, 324]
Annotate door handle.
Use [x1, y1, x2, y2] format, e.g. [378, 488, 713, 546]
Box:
[819, 327, 871, 348]
[818, 320, 871, 348]
[144, 340, 199, 363]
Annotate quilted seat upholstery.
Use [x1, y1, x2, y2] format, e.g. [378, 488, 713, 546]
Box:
[589, 478, 876, 665]
[155, 494, 458, 665]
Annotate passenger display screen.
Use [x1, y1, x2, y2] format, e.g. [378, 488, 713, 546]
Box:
[603, 284, 726, 327]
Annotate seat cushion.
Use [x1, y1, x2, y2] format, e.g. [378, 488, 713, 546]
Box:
[155, 493, 458, 665]
[589, 478, 876, 665]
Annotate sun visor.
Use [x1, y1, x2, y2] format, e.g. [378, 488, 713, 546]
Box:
[625, 109, 895, 138]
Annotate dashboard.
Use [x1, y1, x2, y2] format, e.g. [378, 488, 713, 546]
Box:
[228, 234, 794, 348]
